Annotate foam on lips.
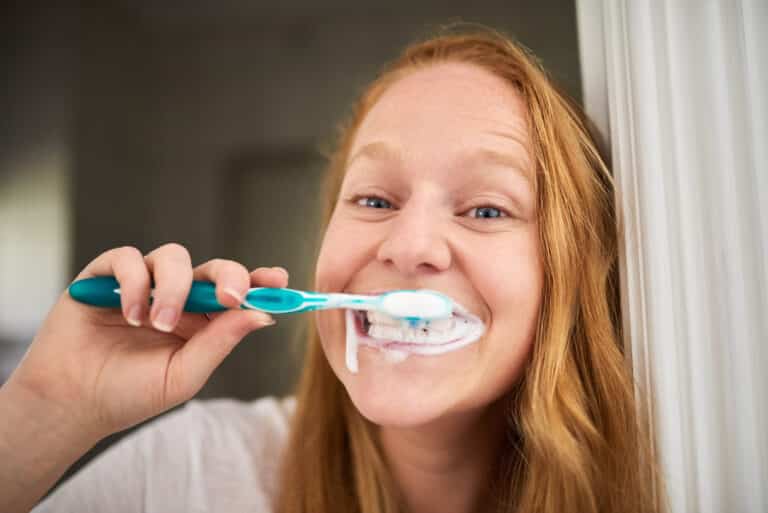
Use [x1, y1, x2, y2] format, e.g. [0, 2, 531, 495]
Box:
[343, 293, 486, 374]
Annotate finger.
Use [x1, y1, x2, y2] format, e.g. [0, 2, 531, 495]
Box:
[73, 246, 151, 327]
[192, 259, 252, 309]
[144, 243, 193, 333]
[170, 312, 211, 340]
[250, 266, 289, 288]
[176, 262, 273, 340]
[163, 309, 276, 403]
[111, 248, 152, 326]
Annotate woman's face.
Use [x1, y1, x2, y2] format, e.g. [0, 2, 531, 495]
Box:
[314, 62, 543, 427]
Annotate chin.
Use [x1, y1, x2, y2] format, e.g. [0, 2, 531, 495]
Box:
[346, 383, 452, 427]
[337, 349, 469, 427]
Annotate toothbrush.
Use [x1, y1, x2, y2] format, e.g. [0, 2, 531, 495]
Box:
[67, 276, 455, 322]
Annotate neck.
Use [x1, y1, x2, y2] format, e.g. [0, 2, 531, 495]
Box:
[378, 401, 508, 513]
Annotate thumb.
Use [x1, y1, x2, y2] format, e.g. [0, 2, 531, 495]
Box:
[164, 309, 275, 404]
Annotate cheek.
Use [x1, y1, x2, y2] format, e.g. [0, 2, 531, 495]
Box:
[313, 221, 367, 380]
[471, 232, 543, 388]
[314, 309, 346, 375]
[473, 232, 544, 316]
[314, 216, 373, 293]
[488, 263, 543, 317]
[314, 226, 348, 294]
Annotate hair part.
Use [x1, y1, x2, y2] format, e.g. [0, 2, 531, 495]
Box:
[277, 24, 666, 513]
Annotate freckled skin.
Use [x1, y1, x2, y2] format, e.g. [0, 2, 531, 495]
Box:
[314, 62, 544, 428]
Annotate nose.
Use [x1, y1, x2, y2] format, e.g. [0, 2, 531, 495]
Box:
[375, 199, 452, 276]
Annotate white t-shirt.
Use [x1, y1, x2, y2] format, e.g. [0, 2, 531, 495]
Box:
[33, 396, 296, 513]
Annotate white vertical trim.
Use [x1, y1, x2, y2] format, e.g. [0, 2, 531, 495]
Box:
[576, 0, 609, 143]
[576, 2, 768, 512]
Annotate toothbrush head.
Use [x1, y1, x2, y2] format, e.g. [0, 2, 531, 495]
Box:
[377, 289, 454, 321]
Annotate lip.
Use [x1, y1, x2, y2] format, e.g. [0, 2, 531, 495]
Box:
[347, 288, 408, 296]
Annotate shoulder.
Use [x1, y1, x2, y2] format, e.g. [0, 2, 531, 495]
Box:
[143, 394, 297, 478]
[162, 394, 297, 445]
[130, 394, 296, 453]
[146, 395, 297, 510]
[35, 396, 297, 513]
[141, 395, 296, 509]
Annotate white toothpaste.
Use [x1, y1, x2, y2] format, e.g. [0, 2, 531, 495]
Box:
[345, 306, 359, 373]
[343, 292, 486, 374]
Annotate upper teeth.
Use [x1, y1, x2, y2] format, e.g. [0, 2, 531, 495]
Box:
[365, 310, 456, 330]
[363, 310, 472, 344]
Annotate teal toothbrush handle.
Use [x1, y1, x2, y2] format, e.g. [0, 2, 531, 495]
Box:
[68, 277, 452, 318]
[68, 276, 228, 313]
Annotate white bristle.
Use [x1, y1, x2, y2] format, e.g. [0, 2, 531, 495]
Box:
[379, 290, 452, 320]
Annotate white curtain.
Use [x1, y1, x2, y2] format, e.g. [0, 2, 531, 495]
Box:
[576, 1, 767, 512]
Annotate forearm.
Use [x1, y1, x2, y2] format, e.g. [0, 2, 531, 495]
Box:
[0, 381, 101, 513]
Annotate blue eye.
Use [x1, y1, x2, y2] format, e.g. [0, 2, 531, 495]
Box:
[356, 196, 392, 209]
[353, 196, 510, 220]
[467, 206, 508, 219]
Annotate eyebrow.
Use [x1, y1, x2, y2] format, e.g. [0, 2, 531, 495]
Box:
[346, 141, 533, 186]
[346, 141, 402, 169]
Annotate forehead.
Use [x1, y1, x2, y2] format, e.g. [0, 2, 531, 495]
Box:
[349, 62, 532, 174]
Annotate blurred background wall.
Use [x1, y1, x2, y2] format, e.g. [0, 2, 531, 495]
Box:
[1, 0, 581, 490]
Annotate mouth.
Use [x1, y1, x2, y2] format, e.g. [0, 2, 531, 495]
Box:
[351, 309, 484, 353]
[343, 300, 486, 373]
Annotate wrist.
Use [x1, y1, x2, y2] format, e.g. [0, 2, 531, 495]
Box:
[0, 379, 103, 513]
[0, 377, 104, 452]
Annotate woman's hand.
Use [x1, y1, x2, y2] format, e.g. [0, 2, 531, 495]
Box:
[4, 243, 287, 440]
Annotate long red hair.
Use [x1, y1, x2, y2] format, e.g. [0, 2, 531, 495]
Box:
[277, 26, 666, 513]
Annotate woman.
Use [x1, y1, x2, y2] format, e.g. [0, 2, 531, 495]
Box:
[0, 27, 665, 513]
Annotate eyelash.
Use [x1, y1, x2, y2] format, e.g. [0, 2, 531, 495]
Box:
[350, 195, 512, 220]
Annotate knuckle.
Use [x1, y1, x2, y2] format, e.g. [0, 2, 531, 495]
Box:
[161, 242, 191, 261]
[207, 258, 227, 268]
[231, 263, 250, 279]
[211, 259, 247, 276]
[114, 245, 143, 260]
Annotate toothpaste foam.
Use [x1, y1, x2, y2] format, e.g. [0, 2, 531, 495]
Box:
[345, 309, 359, 373]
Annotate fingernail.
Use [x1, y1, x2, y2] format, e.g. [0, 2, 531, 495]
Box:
[127, 305, 142, 327]
[152, 307, 177, 332]
[254, 311, 275, 326]
[222, 288, 244, 305]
